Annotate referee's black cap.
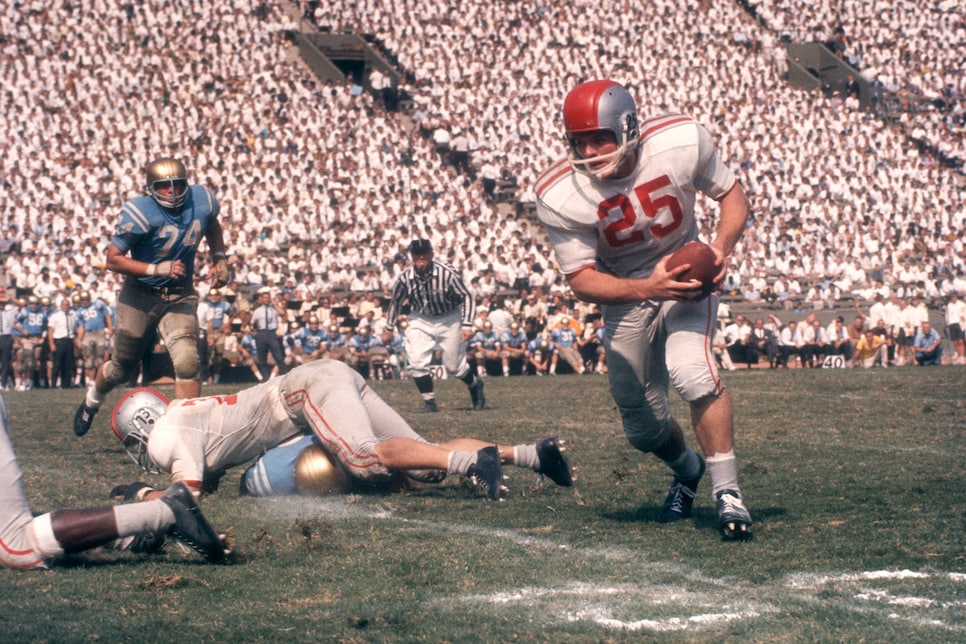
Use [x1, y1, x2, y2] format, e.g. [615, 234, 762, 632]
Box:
[410, 239, 433, 255]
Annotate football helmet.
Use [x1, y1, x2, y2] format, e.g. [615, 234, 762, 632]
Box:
[562, 80, 640, 179]
[111, 387, 171, 473]
[27, 295, 40, 307]
[294, 444, 350, 496]
[39, 296, 51, 308]
[145, 157, 189, 209]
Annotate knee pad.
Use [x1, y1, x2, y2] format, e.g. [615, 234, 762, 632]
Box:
[166, 334, 201, 381]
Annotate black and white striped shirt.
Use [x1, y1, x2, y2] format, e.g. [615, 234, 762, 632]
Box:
[386, 261, 475, 329]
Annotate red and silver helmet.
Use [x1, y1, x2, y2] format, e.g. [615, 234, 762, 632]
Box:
[562, 80, 640, 179]
[145, 157, 189, 209]
[111, 387, 170, 473]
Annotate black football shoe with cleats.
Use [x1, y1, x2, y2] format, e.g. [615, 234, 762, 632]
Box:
[73, 402, 98, 436]
[659, 455, 705, 522]
[716, 489, 753, 540]
[416, 399, 439, 413]
[466, 446, 503, 501]
[105, 532, 166, 555]
[160, 482, 229, 563]
[535, 437, 573, 486]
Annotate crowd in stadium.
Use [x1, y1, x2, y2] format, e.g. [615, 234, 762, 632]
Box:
[1, 0, 964, 388]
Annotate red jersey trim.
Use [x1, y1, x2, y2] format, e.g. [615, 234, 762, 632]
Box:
[535, 158, 572, 198]
[564, 265, 597, 281]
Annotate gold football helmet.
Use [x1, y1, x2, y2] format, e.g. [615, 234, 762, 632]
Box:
[145, 157, 188, 209]
[294, 444, 350, 496]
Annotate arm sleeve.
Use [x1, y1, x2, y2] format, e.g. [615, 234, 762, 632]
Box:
[692, 124, 736, 200]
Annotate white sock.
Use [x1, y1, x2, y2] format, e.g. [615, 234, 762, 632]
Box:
[512, 444, 538, 470]
[85, 383, 106, 409]
[446, 450, 477, 475]
[114, 499, 175, 537]
[705, 451, 739, 498]
[29, 513, 64, 559]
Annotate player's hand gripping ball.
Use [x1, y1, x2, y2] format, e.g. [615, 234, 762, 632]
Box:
[665, 241, 718, 297]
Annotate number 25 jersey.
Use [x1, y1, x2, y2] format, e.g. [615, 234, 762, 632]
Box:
[535, 114, 735, 280]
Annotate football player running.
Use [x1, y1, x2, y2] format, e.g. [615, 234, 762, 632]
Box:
[73, 158, 229, 437]
[108, 360, 572, 504]
[534, 80, 752, 539]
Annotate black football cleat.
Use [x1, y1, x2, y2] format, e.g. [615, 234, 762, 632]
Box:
[659, 455, 705, 522]
[535, 437, 573, 487]
[467, 446, 503, 501]
[716, 489, 753, 540]
[73, 402, 98, 437]
[160, 482, 228, 563]
[416, 399, 438, 413]
[105, 532, 166, 555]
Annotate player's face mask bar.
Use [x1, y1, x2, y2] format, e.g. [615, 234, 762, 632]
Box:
[151, 178, 188, 208]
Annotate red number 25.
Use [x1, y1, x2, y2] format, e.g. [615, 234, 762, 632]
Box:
[598, 175, 682, 247]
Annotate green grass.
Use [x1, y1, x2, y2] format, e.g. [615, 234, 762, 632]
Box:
[3, 367, 965, 642]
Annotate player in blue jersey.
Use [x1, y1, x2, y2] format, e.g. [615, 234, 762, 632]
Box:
[75, 291, 113, 388]
[549, 317, 586, 375]
[346, 326, 386, 379]
[73, 158, 230, 437]
[201, 288, 234, 384]
[470, 321, 502, 377]
[499, 320, 529, 377]
[13, 295, 49, 390]
[294, 315, 328, 363]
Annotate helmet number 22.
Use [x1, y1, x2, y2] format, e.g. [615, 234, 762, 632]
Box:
[598, 175, 682, 247]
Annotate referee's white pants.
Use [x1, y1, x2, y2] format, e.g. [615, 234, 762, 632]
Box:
[404, 310, 469, 379]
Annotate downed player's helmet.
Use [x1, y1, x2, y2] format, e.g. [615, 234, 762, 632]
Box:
[294, 444, 350, 496]
[563, 79, 640, 179]
[111, 387, 171, 473]
[145, 157, 189, 209]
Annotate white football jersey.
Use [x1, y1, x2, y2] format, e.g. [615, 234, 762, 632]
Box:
[147, 379, 298, 486]
[535, 114, 735, 279]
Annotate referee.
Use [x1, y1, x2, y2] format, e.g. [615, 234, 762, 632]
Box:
[385, 239, 485, 412]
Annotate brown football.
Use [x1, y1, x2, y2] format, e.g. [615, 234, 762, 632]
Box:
[665, 241, 718, 296]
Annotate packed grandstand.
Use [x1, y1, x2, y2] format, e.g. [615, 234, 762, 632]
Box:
[1, 0, 963, 315]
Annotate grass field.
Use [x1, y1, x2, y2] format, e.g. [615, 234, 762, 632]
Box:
[2, 366, 964, 642]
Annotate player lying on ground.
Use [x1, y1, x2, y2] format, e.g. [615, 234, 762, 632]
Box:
[109, 360, 572, 504]
[0, 395, 226, 568]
